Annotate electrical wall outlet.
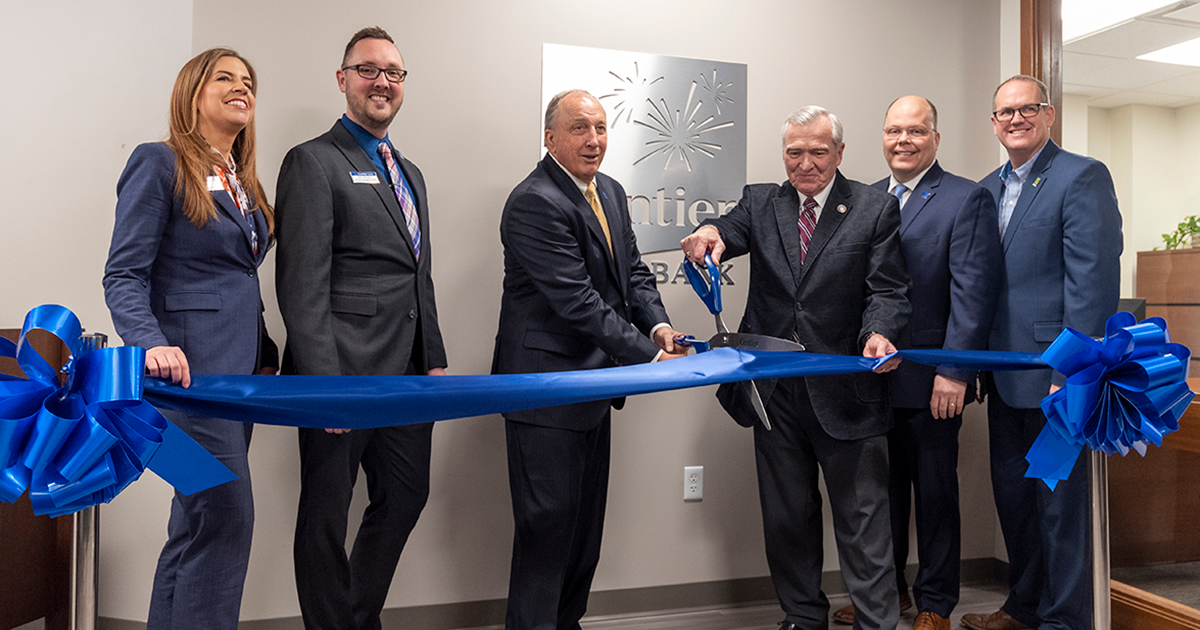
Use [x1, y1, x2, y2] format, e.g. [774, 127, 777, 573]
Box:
[684, 466, 703, 501]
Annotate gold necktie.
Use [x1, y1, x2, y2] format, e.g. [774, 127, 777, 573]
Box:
[585, 182, 613, 255]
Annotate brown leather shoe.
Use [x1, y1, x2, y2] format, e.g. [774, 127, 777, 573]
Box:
[831, 591, 912, 625]
[914, 611, 950, 630]
[960, 609, 1030, 630]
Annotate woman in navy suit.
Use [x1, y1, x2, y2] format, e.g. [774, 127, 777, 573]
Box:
[103, 48, 273, 630]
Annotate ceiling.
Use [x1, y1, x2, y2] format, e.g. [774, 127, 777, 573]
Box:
[1066, 1, 1200, 108]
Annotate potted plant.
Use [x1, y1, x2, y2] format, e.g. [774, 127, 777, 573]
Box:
[1160, 215, 1200, 250]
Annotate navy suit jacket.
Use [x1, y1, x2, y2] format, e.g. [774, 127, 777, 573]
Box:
[873, 161, 1002, 408]
[104, 142, 270, 376]
[703, 172, 910, 439]
[275, 121, 446, 377]
[980, 140, 1123, 408]
[491, 155, 669, 430]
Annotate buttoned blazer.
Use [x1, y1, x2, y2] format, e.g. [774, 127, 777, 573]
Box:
[873, 161, 1003, 408]
[980, 140, 1122, 408]
[275, 121, 446, 377]
[104, 142, 270, 376]
[492, 155, 669, 431]
[703, 172, 910, 439]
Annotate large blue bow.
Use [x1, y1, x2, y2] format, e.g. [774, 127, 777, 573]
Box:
[0, 305, 235, 517]
[1031, 312, 1195, 489]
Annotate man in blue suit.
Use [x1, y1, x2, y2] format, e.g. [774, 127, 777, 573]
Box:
[961, 76, 1122, 630]
[833, 96, 1001, 630]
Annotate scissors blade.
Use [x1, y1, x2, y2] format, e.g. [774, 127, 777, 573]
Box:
[710, 333, 806, 353]
[715, 313, 730, 334]
[746, 381, 772, 431]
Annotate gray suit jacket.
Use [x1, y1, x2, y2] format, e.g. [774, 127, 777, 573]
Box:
[275, 121, 446, 377]
[703, 172, 910, 439]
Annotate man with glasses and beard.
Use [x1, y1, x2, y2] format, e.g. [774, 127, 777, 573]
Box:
[275, 26, 447, 630]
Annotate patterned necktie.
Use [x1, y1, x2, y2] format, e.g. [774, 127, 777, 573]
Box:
[378, 142, 421, 259]
[798, 196, 818, 263]
[585, 182, 613, 255]
[892, 183, 908, 209]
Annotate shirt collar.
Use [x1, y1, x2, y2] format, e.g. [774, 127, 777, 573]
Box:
[888, 162, 934, 194]
[549, 152, 592, 195]
[806, 180, 834, 211]
[341, 114, 393, 159]
[999, 140, 1048, 182]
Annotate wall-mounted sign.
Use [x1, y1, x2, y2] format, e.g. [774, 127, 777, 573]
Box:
[542, 44, 748, 254]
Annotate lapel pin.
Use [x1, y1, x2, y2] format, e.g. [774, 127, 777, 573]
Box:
[1033, 177, 1041, 187]
[922, 192, 931, 200]
[837, 204, 847, 214]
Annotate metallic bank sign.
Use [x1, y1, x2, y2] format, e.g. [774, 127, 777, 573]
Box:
[542, 44, 748, 254]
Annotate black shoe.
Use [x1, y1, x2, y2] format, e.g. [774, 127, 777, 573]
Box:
[778, 622, 800, 630]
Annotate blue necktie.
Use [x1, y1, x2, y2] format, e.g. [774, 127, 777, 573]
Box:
[892, 183, 908, 209]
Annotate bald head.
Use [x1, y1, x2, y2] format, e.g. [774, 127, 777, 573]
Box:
[882, 95, 940, 183]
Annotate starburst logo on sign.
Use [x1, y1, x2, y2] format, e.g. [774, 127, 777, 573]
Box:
[601, 62, 664, 126]
[544, 44, 747, 254]
[631, 82, 735, 171]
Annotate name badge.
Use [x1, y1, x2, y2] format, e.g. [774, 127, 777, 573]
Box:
[350, 172, 380, 184]
[206, 175, 224, 192]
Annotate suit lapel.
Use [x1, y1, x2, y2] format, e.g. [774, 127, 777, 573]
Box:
[899, 162, 942, 237]
[798, 174, 851, 287]
[543, 158, 621, 286]
[330, 123, 417, 263]
[1001, 140, 1058, 252]
[772, 192, 804, 289]
[211, 182, 257, 259]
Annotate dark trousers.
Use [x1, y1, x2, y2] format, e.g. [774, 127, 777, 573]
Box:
[504, 414, 611, 630]
[888, 407, 962, 618]
[148, 412, 254, 630]
[293, 422, 433, 630]
[987, 377, 1092, 630]
[755, 378, 898, 630]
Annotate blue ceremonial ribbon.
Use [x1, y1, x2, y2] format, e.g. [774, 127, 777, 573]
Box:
[143, 346, 1049, 428]
[6, 306, 1191, 512]
[1030, 312, 1194, 489]
[0, 305, 235, 517]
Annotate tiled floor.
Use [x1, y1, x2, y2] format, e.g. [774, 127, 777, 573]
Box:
[461, 582, 1010, 630]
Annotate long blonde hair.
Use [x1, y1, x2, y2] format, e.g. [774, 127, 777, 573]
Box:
[167, 48, 274, 233]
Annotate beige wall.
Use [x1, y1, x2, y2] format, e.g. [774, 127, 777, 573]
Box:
[1076, 101, 1200, 298]
[2, 0, 1012, 623]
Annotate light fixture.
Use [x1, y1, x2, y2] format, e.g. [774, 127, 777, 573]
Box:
[1138, 36, 1200, 66]
[1063, 0, 1179, 42]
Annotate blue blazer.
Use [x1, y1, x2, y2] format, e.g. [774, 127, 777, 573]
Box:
[980, 140, 1123, 408]
[492, 156, 669, 430]
[873, 162, 1002, 408]
[104, 142, 270, 376]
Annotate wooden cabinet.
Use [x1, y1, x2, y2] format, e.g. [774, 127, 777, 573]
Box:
[0, 329, 73, 630]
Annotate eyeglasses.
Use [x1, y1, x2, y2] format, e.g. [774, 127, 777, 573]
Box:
[883, 127, 932, 139]
[992, 103, 1048, 122]
[342, 64, 408, 84]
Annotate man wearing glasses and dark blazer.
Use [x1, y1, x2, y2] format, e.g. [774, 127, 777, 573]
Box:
[275, 26, 446, 630]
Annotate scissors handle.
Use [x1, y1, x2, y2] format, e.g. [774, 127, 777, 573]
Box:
[682, 253, 722, 315]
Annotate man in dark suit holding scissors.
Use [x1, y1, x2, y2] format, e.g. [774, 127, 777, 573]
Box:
[681, 106, 910, 630]
[275, 26, 446, 630]
[492, 89, 686, 630]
